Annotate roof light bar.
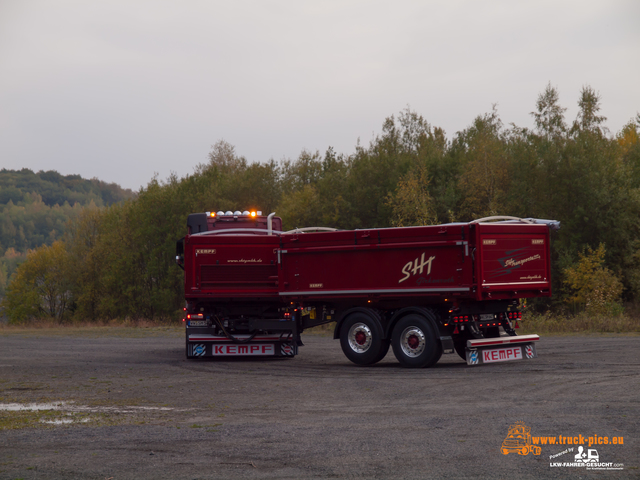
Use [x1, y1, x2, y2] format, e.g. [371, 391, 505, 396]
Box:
[212, 210, 263, 217]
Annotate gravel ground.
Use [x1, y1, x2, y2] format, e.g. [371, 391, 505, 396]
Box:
[0, 330, 638, 479]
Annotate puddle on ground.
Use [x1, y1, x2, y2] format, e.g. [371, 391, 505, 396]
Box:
[0, 401, 177, 425]
[0, 402, 174, 413]
[0, 401, 69, 411]
[41, 417, 91, 425]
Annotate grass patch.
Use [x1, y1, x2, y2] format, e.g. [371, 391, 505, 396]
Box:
[190, 423, 222, 431]
[304, 321, 336, 336]
[519, 311, 640, 335]
[0, 319, 183, 338]
[0, 398, 179, 430]
[0, 410, 99, 430]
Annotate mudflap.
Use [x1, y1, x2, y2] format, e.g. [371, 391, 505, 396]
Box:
[186, 340, 298, 358]
[465, 334, 539, 366]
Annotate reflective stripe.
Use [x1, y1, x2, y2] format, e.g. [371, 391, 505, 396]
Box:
[280, 287, 469, 296]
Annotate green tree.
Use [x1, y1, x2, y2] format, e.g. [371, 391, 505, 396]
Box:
[278, 148, 350, 230]
[572, 86, 607, 135]
[1, 241, 73, 322]
[64, 207, 105, 320]
[531, 82, 567, 140]
[0, 248, 26, 299]
[345, 108, 447, 227]
[386, 163, 437, 227]
[454, 106, 510, 220]
[563, 244, 623, 315]
[617, 115, 640, 185]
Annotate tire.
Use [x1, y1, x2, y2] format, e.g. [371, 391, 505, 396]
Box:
[373, 338, 391, 363]
[432, 340, 443, 365]
[391, 314, 441, 368]
[339, 313, 388, 366]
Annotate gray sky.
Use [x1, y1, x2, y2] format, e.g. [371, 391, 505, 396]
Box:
[1, 0, 639, 191]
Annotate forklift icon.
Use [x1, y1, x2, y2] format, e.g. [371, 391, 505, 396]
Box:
[501, 422, 542, 456]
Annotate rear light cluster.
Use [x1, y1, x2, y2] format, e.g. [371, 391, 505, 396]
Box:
[184, 313, 204, 323]
[478, 322, 500, 328]
[446, 312, 518, 330]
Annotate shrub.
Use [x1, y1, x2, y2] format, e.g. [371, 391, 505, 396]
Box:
[563, 244, 623, 316]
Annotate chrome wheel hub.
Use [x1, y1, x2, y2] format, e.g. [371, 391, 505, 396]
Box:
[400, 327, 425, 358]
[348, 322, 372, 353]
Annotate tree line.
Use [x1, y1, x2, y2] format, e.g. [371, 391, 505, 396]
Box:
[3, 84, 640, 323]
[0, 169, 134, 252]
[0, 169, 135, 300]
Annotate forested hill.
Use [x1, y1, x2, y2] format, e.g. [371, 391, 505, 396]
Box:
[0, 168, 135, 209]
[0, 169, 135, 296]
[0, 168, 135, 254]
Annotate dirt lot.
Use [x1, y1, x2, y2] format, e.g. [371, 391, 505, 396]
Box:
[0, 329, 638, 479]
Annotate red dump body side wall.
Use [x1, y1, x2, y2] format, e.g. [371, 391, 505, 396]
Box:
[474, 223, 552, 301]
[183, 222, 552, 303]
[278, 225, 471, 300]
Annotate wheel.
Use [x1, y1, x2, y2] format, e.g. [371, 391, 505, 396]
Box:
[339, 313, 388, 365]
[391, 314, 441, 368]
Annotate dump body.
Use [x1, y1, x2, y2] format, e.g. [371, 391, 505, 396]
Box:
[185, 221, 552, 304]
[178, 213, 555, 367]
[280, 222, 552, 302]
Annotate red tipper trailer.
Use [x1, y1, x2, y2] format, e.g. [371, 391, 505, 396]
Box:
[176, 212, 558, 368]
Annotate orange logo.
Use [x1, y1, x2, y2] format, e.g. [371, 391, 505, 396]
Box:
[502, 422, 541, 456]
